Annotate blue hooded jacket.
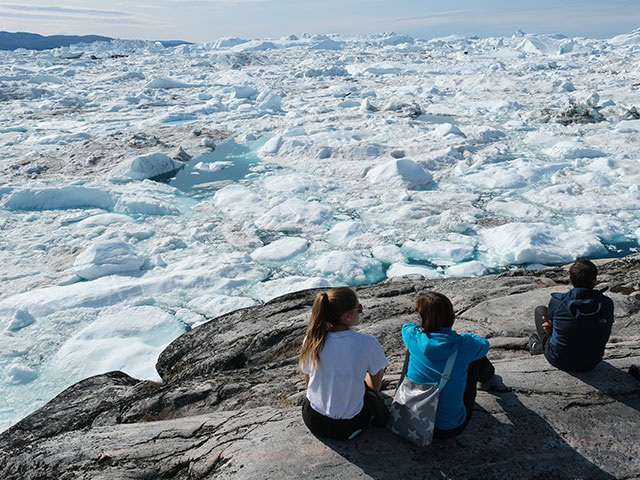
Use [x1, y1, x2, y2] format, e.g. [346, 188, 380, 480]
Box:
[402, 323, 489, 430]
[545, 287, 614, 372]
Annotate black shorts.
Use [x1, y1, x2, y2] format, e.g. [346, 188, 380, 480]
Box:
[302, 398, 371, 440]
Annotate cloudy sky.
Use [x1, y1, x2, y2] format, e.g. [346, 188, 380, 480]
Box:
[1, 0, 639, 42]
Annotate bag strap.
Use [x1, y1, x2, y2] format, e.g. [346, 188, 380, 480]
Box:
[438, 346, 459, 389]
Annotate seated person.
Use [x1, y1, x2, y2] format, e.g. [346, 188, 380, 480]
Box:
[299, 287, 388, 440]
[400, 291, 495, 439]
[530, 259, 614, 372]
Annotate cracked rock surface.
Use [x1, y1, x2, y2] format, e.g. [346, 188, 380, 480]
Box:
[1, 255, 639, 479]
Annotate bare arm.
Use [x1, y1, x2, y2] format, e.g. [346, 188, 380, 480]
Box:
[304, 374, 310, 387]
[365, 369, 384, 392]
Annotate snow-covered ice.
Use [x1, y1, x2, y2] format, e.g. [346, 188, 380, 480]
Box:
[1, 29, 640, 431]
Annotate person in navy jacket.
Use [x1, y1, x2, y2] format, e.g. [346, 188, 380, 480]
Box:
[531, 259, 614, 372]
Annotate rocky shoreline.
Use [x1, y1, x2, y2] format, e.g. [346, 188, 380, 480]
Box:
[1, 254, 639, 479]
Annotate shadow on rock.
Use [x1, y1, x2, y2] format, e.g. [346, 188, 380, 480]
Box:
[569, 361, 640, 413]
[309, 389, 615, 480]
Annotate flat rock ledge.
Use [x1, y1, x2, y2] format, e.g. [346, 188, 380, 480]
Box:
[1, 255, 640, 479]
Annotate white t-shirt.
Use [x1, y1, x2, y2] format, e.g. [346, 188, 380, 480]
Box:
[302, 330, 388, 419]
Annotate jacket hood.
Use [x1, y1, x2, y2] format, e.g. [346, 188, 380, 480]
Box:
[423, 328, 460, 361]
[551, 288, 609, 321]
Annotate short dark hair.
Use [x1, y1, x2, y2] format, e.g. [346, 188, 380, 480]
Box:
[569, 259, 597, 288]
[416, 291, 455, 332]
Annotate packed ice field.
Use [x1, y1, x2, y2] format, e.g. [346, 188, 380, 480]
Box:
[1, 29, 640, 430]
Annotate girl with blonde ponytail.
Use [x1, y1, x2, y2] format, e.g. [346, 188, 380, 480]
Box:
[299, 287, 388, 439]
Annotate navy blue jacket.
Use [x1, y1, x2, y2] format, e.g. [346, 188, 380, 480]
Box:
[545, 287, 614, 372]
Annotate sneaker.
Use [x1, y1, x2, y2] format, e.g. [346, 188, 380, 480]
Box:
[529, 333, 544, 356]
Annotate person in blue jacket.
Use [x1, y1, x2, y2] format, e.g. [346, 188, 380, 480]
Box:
[530, 259, 614, 372]
[400, 291, 495, 439]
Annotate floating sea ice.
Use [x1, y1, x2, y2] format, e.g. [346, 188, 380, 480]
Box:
[193, 161, 233, 172]
[27, 74, 63, 84]
[433, 123, 466, 138]
[444, 261, 488, 278]
[466, 126, 508, 144]
[73, 239, 146, 280]
[250, 237, 309, 263]
[437, 210, 474, 233]
[572, 171, 611, 188]
[517, 34, 572, 55]
[220, 222, 262, 249]
[543, 141, 604, 160]
[213, 184, 265, 218]
[6, 363, 37, 385]
[308, 251, 384, 285]
[6, 308, 35, 332]
[187, 293, 257, 319]
[283, 126, 306, 137]
[372, 245, 405, 264]
[338, 99, 360, 108]
[360, 98, 376, 112]
[378, 33, 415, 45]
[115, 192, 181, 216]
[250, 276, 332, 303]
[461, 158, 559, 190]
[574, 214, 627, 241]
[257, 91, 282, 111]
[212, 37, 248, 49]
[486, 198, 546, 220]
[402, 235, 477, 266]
[346, 64, 402, 76]
[386, 263, 442, 280]
[30, 132, 92, 146]
[479, 222, 606, 266]
[231, 85, 259, 99]
[238, 40, 277, 51]
[113, 152, 185, 181]
[1, 186, 115, 211]
[258, 135, 282, 156]
[263, 173, 320, 194]
[302, 66, 348, 78]
[49, 306, 185, 381]
[166, 252, 268, 293]
[145, 77, 193, 89]
[327, 221, 361, 246]
[77, 213, 134, 228]
[615, 119, 640, 133]
[310, 38, 344, 50]
[254, 198, 331, 231]
[365, 159, 434, 190]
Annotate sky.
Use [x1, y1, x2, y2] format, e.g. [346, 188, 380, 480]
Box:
[0, 0, 639, 43]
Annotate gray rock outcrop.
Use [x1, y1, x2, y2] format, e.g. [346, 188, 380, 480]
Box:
[1, 255, 639, 479]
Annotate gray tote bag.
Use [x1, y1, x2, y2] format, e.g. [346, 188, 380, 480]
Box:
[386, 348, 459, 447]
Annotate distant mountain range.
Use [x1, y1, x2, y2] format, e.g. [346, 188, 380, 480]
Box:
[0, 31, 191, 51]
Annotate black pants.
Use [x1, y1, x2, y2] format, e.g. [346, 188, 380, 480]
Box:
[399, 351, 494, 439]
[302, 398, 371, 440]
[534, 305, 551, 348]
